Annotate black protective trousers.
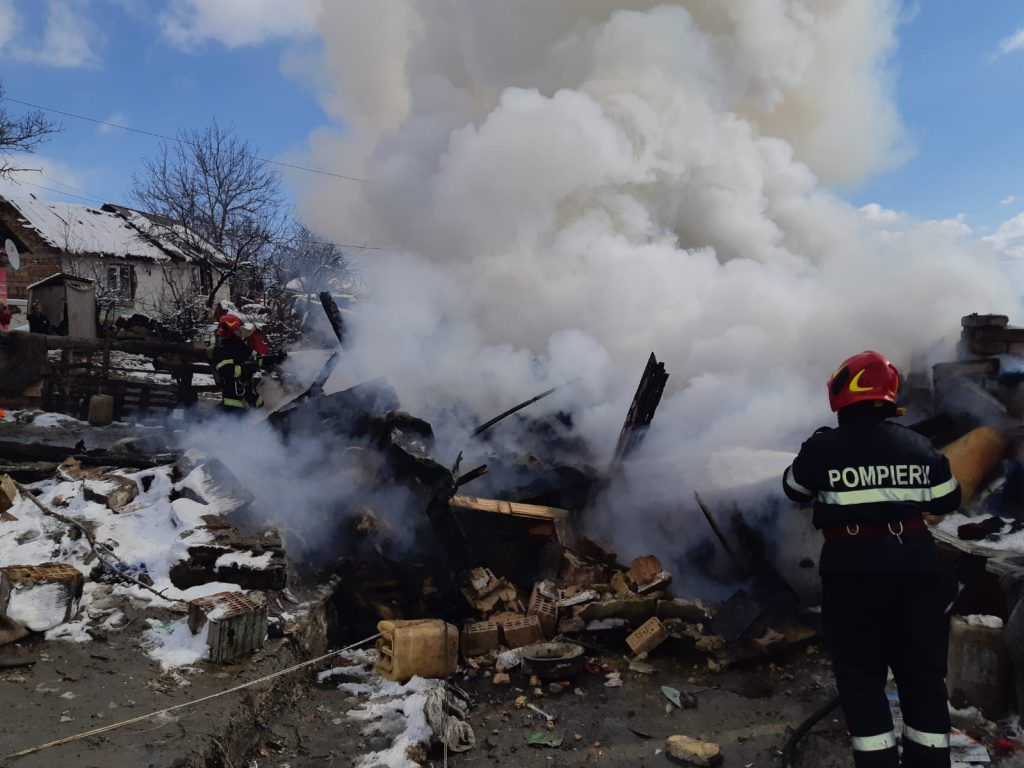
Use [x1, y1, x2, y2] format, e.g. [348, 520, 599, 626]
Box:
[822, 571, 953, 768]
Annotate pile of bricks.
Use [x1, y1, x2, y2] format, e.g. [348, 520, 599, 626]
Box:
[960, 314, 1023, 358]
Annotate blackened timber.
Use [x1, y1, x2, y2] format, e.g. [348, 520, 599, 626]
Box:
[455, 464, 489, 488]
[472, 385, 560, 437]
[0, 440, 176, 469]
[694, 493, 748, 578]
[320, 291, 346, 345]
[609, 353, 668, 470]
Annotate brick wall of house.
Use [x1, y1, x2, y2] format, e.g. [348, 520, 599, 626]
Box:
[0, 202, 62, 300]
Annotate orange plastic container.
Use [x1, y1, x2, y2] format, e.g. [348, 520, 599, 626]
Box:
[375, 619, 459, 683]
[941, 427, 1007, 503]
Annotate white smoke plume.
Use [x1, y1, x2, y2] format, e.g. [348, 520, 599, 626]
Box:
[268, 2, 1022, 579]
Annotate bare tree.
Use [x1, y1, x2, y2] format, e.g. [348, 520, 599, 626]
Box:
[0, 82, 60, 177]
[273, 221, 352, 295]
[131, 120, 284, 307]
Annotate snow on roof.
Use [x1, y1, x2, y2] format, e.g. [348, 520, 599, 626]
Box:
[26, 272, 95, 290]
[1, 194, 224, 264]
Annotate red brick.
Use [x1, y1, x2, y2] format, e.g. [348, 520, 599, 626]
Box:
[500, 614, 543, 649]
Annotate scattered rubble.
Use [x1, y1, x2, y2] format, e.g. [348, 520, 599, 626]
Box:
[4, 311, 1024, 765]
[665, 734, 723, 766]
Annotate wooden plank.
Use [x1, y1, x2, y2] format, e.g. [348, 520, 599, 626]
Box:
[449, 494, 574, 545]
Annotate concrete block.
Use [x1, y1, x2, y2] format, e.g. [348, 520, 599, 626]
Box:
[460, 621, 499, 658]
[528, 584, 559, 639]
[500, 614, 543, 649]
[188, 591, 268, 664]
[0, 563, 84, 632]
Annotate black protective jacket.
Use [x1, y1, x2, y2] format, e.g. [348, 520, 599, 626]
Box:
[211, 336, 259, 409]
[783, 417, 961, 573]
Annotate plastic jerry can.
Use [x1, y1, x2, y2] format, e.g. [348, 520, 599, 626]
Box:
[947, 616, 1012, 720]
[376, 619, 459, 683]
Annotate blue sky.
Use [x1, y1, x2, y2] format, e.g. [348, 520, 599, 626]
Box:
[2, 1, 1024, 234]
[850, 1, 1024, 232]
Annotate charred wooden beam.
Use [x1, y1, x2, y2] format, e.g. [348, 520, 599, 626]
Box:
[0, 440, 176, 469]
[319, 291, 346, 346]
[472, 385, 561, 437]
[609, 352, 669, 471]
[455, 464, 488, 488]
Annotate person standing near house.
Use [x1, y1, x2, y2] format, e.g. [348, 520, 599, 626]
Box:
[27, 302, 49, 334]
[210, 313, 285, 412]
[782, 351, 961, 768]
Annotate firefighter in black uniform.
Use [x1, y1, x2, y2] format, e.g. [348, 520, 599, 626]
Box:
[783, 351, 961, 768]
[210, 314, 285, 412]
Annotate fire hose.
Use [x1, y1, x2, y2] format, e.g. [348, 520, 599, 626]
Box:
[780, 694, 842, 768]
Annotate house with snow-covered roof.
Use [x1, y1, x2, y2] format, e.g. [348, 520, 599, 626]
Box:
[0, 193, 231, 320]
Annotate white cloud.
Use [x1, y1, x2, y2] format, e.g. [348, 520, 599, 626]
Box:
[984, 211, 1024, 251]
[0, 0, 101, 68]
[160, 0, 321, 49]
[999, 27, 1024, 56]
[98, 113, 126, 134]
[859, 203, 905, 224]
[1002, 194, 1017, 206]
[0, 0, 17, 52]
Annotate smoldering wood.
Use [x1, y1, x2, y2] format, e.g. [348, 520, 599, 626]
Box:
[0, 440, 177, 469]
[319, 291, 345, 345]
[694, 493, 748, 578]
[729, 511, 801, 624]
[266, 296, 345, 415]
[472, 384, 561, 437]
[608, 352, 668, 471]
[455, 464, 489, 488]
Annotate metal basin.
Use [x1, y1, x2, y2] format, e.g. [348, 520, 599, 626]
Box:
[520, 641, 585, 681]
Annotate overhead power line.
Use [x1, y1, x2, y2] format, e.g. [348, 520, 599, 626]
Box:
[0, 95, 368, 183]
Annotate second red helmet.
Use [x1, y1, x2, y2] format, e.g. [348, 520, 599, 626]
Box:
[216, 314, 243, 338]
[828, 351, 900, 412]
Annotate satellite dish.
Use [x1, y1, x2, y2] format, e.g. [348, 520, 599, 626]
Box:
[3, 239, 18, 271]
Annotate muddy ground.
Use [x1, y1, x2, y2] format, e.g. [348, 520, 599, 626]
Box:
[249, 646, 852, 767]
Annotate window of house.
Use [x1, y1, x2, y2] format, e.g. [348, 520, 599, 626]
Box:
[194, 265, 213, 294]
[106, 265, 135, 300]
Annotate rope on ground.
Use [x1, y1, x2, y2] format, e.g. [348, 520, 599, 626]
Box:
[3, 633, 381, 760]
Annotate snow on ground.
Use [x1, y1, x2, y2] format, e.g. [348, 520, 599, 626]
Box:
[327, 649, 439, 768]
[143, 617, 211, 669]
[0, 461, 249, 665]
[215, 551, 274, 569]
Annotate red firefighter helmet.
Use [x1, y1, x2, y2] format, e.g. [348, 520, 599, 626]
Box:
[216, 313, 243, 338]
[827, 351, 900, 412]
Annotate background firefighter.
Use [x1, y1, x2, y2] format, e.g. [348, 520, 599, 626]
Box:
[210, 313, 285, 412]
[782, 351, 961, 768]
